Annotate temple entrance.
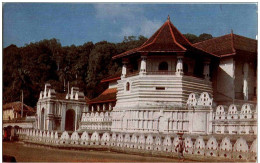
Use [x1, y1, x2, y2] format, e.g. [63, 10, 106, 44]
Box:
[40, 108, 44, 130]
[65, 109, 75, 131]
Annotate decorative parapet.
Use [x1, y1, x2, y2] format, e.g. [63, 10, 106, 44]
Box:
[18, 129, 257, 161]
[65, 87, 85, 101]
[187, 92, 213, 108]
[39, 83, 56, 99]
[80, 111, 112, 131]
[212, 103, 257, 135]
[197, 92, 213, 107]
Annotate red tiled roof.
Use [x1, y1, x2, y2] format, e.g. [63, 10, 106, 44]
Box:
[233, 34, 257, 53]
[89, 88, 117, 104]
[193, 33, 257, 57]
[113, 18, 216, 59]
[101, 73, 121, 83]
[3, 101, 35, 112]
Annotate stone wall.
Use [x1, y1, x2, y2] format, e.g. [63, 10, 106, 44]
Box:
[18, 129, 257, 161]
[80, 111, 112, 131]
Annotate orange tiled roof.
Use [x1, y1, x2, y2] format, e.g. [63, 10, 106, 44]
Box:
[101, 73, 121, 83]
[193, 33, 257, 57]
[89, 88, 117, 104]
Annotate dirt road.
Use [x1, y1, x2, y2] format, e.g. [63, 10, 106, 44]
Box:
[3, 142, 186, 162]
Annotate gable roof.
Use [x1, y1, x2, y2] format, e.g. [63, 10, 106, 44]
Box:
[113, 17, 217, 59]
[193, 33, 257, 57]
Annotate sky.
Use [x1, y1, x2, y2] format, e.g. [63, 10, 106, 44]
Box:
[3, 3, 258, 48]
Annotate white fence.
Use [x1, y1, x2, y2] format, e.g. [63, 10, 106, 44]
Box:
[18, 129, 257, 161]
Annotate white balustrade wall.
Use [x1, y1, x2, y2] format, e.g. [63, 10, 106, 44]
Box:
[17, 129, 257, 161]
[213, 103, 257, 135]
[80, 111, 112, 131]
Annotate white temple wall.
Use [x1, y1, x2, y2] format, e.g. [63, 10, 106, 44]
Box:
[234, 59, 244, 99]
[115, 75, 212, 109]
[234, 58, 256, 100]
[190, 111, 207, 133]
[108, 81, 117, 89]
[217, 57, 235, 100]
[111, 108, 211, 134]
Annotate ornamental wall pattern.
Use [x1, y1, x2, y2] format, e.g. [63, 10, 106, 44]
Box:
[18, 129, 257, 161]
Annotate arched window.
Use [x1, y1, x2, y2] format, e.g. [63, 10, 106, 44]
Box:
[158, 62, 168, 71]
[126, 82, 130, 91]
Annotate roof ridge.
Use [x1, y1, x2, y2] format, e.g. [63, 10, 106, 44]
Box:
[230, 32, 236, 54]
[193, 34, 231, 45]
[139, 21, 168, 50]
[192, 45, 220, 58]
[233, 33, 257, 41]
[167, 21, 186, 51]
[169, 21, 192, 46]
[140, 21, 167, 47]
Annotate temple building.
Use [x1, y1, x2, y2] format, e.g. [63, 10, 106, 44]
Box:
[110, 16, 257, 135]
[36, 83, 87, 132]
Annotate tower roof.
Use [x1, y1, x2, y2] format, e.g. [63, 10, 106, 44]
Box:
[113, 16, 215, 59]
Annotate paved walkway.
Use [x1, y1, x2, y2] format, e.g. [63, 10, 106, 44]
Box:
[3, 142, 189, 162]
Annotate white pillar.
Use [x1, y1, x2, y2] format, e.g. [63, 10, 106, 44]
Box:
[139, 56, 147, 76]
[61, 104, 66, 131]
[243, 62, 249, 101]
[103, 104, 106, 111]
[203, 60, 210, 80]
[43, 113, 46, 131]
[122, 63, 127, 78]
[176, 54, 183, 76]
[38, 114, 40, 130]
[109, 103, 112, 111]
[97, 105, 100, 112]
[91, 106, 94, 112]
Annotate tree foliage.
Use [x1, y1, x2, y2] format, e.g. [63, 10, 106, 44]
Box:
[3, 36, 147, 107]
[183, 33, 213, 44]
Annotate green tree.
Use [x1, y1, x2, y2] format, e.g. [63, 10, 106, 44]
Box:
[183, 33, 199, 44]
[198, 33, 213, 42]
